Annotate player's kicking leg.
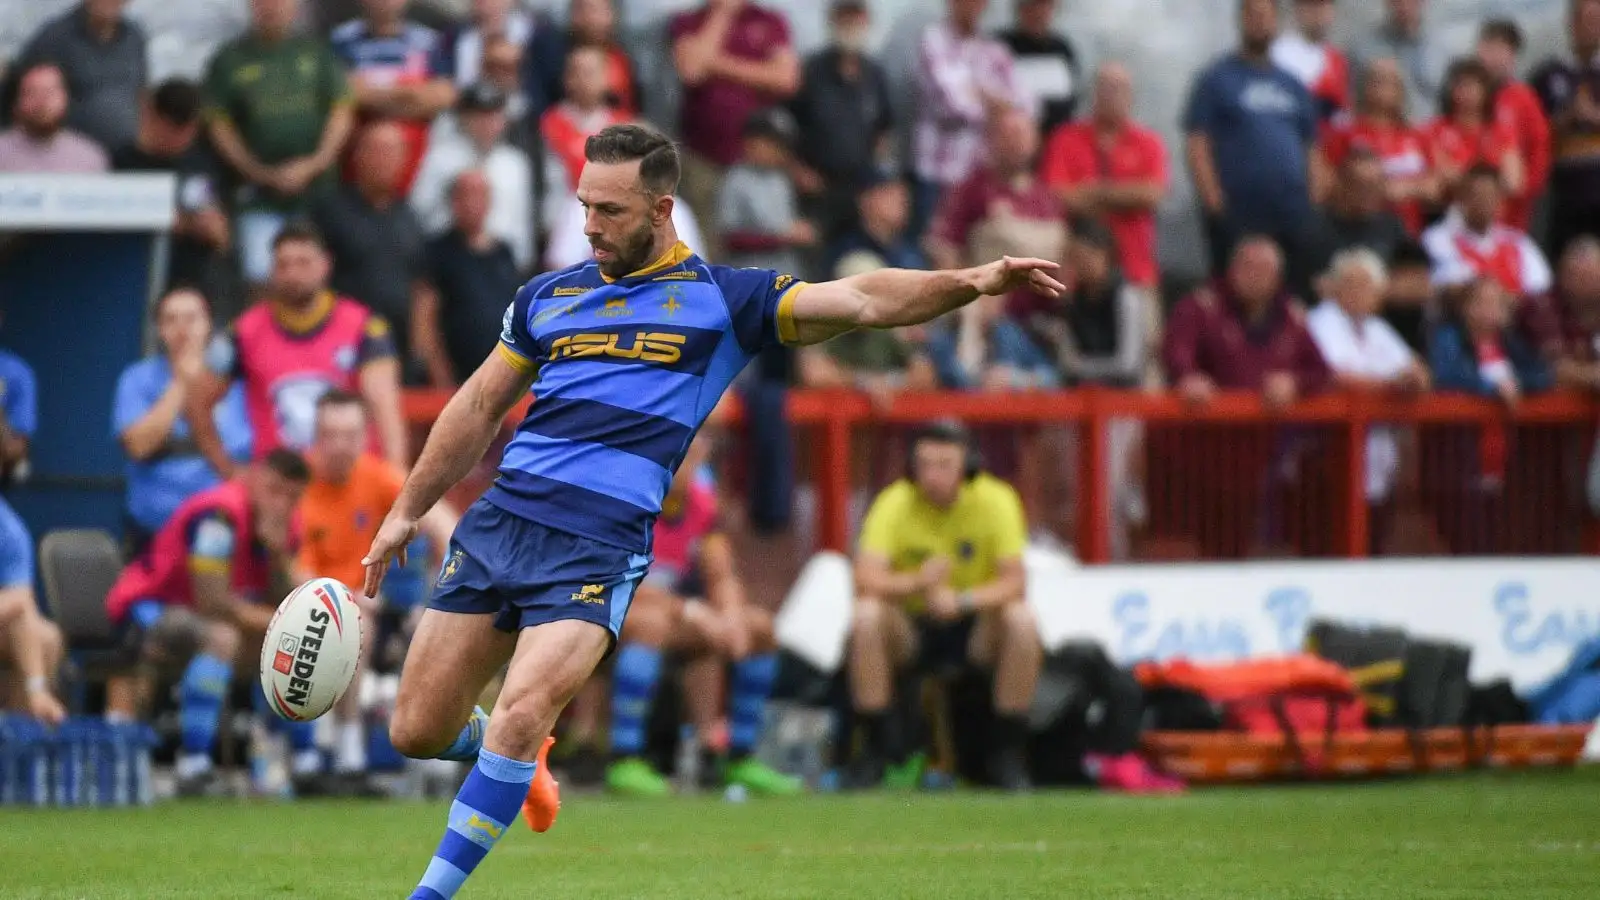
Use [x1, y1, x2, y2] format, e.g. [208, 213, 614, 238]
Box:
[402, 617, 604, 900]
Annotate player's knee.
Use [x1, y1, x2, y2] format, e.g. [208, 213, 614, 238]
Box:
[388, 706, 451, 759]
[999, 603, 1041, 651]
[36, 618, 64, 664]
[201, 621, 241, 662]
[744, 606, 776, 653]
[850, 596, 890, 638]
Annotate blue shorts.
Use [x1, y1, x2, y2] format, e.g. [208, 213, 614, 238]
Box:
[0, 495, 33, 590]
[429, 499, 651, 639]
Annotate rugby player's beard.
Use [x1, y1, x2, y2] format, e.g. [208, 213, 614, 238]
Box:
[273, 281, 320, 311]
[592, 220, 657, 279]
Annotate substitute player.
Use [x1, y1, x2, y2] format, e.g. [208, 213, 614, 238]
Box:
[187, 223, 408, 476]
[297, 390, 457, 782]
[104, 450, 310, 793]
[360, 123, 1062, 900]
[847, 421, 1042, 791]
[0, 331, 65, 726]
[605, 435, 800, 798]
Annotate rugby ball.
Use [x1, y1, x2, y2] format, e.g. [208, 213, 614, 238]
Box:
[260, 578, 362, 722]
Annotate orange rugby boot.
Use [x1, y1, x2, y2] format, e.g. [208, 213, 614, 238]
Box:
[521, 736, 561, 833]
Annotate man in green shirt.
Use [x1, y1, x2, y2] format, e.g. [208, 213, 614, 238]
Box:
[205, 0, 355, 283]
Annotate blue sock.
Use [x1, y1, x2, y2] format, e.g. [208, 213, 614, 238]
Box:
[435, 706, 489, 762]
[178, 653, 232, 756]
[729, 653, 779, 757]
[609, 643, 663, 757]
[409, 749, 535, 900]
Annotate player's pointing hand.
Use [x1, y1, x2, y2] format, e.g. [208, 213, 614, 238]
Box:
[970, 256, 1066, 300]
[361, 512, 420, 598]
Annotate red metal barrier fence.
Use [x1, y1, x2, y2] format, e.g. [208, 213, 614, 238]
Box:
[402, 389, 1600, 563]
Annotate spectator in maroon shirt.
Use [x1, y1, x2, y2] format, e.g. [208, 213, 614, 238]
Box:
[1164, 235, 1332, 405]
[1521, 236, 1600, 390]
[925, 106, 1067, 272]
[670, 0, 801, 259]
[1158, 235, 1334, 558]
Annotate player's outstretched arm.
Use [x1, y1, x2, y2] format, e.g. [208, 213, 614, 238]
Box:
[786, 256, 1064, 346]
[361, 351, 535, 596]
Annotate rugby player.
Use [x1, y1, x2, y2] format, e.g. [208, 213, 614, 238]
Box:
[104, 450, 311, 794]
[605, 435, 800, 798]
[359, 123, 1063, 900]
[296, 390, 457, 785]
[0, 331, 65, 726]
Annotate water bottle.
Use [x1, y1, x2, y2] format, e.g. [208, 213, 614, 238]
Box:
[97, 720, 131, 807]
[249, 716, 292, 799]
[53, 719, 85, 807]
[14, 718, 50, 806]
[674, 725, 701, 793]
[128, 724, 157, 807]
[0, 715, 16, 805]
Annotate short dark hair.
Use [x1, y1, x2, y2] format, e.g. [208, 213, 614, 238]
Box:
[262, 448, 311, 483]
[584, 123, 681, 195]
[152, 286, 212, 320]
[272, 220, 326, 252]
[315, 389, 366, 416]
[1479, 19, 1523, 52]
[149, 78, 202, 126]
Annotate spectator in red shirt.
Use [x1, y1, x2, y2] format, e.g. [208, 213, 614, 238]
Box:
[1477, 20, 1551, 232]
[1164, 235, 1331, 404]
[670, 0, 801, 259]
[1425, 57, 1524, 206]
[1039, 63, 1168, 289]
[1271, 0, 1350, 124]
[540, 45, 627, 190]
[926, 106, 1067, 273]
[1322, 58, 1437, 235]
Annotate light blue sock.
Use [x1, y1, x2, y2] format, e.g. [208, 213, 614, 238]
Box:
[409, 749, 535, 900]
[178, 653, 232, 755]
[729, 653, 779, 757]
[432, 706, 489, 762]
[609, 643, 663, 757]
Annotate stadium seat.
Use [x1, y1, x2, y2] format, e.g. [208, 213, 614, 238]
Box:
[37, 529, 126, 708]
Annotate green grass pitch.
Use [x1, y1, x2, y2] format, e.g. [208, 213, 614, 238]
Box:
[3, 768, 1598, 898]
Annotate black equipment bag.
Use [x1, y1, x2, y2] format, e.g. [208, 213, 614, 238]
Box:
[1304, 620, 1408, 725]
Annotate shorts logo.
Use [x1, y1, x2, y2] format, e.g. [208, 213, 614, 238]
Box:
[438, 550, 463, 586]
[596, 298, 633, 319]
[570, 584, 606, 604]
[549, 332, 686, 365]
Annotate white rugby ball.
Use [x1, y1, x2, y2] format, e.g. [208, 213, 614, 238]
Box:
[260, 577, 362, 722]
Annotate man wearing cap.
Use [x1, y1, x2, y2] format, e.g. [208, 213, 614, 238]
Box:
[410, 81, 536, 272]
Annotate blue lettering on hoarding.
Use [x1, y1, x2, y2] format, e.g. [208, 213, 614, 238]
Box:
[1495, 582, 1600, 656]
[1112, 592, 1253, 662]
[1265, 587, 1313, 650]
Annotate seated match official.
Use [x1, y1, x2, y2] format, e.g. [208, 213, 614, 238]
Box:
[848, 420, 1042, 791]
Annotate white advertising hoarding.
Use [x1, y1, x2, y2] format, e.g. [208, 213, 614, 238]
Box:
[0, 174, 175, 231]
[780, 551, 1600, 692]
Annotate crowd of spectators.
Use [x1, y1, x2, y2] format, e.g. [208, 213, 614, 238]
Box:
[0, 0, 1599, 556]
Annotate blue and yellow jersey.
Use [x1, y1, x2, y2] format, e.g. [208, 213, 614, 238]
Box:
[488, 241, 804, 552]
